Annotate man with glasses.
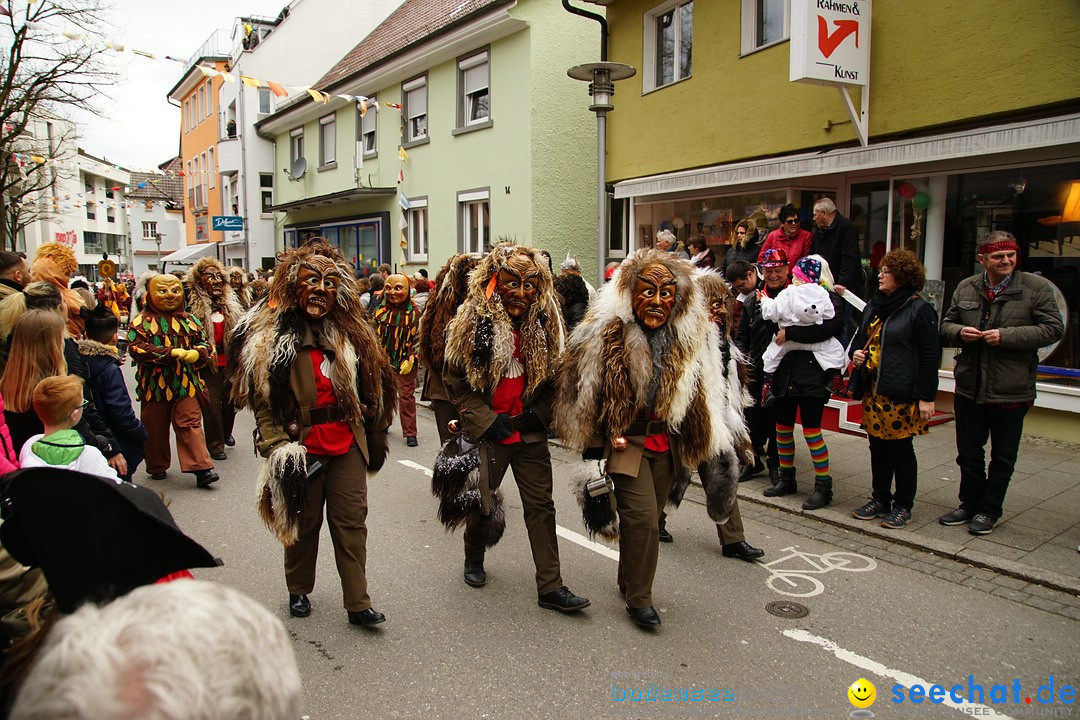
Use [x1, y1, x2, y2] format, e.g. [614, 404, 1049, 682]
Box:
[759, 203, 812, 272]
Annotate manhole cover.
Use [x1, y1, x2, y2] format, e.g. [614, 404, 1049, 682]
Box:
[765, 600, 809, 618]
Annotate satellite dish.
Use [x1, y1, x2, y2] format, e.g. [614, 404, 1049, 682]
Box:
[290, 156, 307, 180]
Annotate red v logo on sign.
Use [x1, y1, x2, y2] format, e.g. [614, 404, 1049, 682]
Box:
[817, 16, 859, 58]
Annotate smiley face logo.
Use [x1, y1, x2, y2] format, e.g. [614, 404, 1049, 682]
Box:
[848, 678, 876, 709]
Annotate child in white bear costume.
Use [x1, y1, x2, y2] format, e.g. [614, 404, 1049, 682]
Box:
[759, 255, 847, 405]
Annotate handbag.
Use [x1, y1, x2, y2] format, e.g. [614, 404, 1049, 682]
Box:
[841, 334, 874, 400]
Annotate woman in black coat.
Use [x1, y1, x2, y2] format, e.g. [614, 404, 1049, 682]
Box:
[848, 249, 939, 529]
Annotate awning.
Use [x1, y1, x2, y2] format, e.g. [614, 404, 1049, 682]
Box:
[614, 113, 1080, 199]
[160, 242, 218, 264]
[269, 187, 396, 213]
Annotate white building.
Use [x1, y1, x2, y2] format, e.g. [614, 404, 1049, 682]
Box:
[214, 0, 403, 268]
[126, 158, 185, 276]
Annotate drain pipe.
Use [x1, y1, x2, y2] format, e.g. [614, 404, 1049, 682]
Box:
[562, 0, 608, 61]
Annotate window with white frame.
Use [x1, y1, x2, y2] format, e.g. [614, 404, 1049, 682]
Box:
[319, 114, 336, 167]
[644, 0, 693, 92]
[289, 127, 304, 164]
[106, 207, 115, 223]
[260, 173, 273, 212]
[207, 147, 215, 188]
[204, 80, 213, 119]
[358, 97, 377, 156]
[142, 221, 158, 240]
[406, 198, 428, 262]
[741, 0, 788, 54]
[258, 87, 271, 114]
[197, 85, 205, 124]
[402, 76, 427, 143]
[458, 51, 489, 127]
[459, 189, 490, 255]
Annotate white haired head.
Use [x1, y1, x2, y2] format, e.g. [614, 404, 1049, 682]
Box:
[11, 580, 303, 720]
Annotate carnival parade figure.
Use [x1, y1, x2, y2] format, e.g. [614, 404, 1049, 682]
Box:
[372, 273, 420, 446]
[228, 239, 397, 627]
[184, 257, 245, 460]
[441, 242, 589, 613]
[418, 254, 478, 444]
[555, 249, 750, 629]
[127, 273, 218, 488]
[227, 267, 252, 309]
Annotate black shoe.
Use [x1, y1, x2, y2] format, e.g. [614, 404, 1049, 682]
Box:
[738, 458, 765, 483]
[289, 594, 310, 618]
[406, 436, 418, 447]
[938, 505, 975, 526]
[767, 466, 780, 485]
[194, 469, 219, 488]
[802, 481, 832, 511]
[210, 451, 227, 461]
[968, 513, 998, 535]
[658, 528, 674, 543]
[763, 468, 796, 497]
[722, 541, 765, 561]
[761, 389, 776, 408]
[347, 608, 386, 626]
[463, 559, 486, 588]
[224, 435, 236, 447]
[537, 586, 590, 613]
[626, 605, 661, 628]
[149, 471, 166, 480]
[851, 499, 890, 520]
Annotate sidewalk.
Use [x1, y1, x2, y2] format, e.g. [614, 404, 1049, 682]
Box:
[725, 427, 1080, 595]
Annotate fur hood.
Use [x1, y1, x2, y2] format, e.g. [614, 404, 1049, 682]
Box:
[77, 338, 120, 361]
[418, 254, 477, 373]
[443, 243, 564, 400]
[554, 249, 747, 469]
[183, 257, 245, 345]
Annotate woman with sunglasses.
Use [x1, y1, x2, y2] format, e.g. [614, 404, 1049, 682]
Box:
[758, 203, 812, 273]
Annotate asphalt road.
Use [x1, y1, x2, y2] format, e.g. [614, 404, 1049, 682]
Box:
[154, 395, 1079, 720]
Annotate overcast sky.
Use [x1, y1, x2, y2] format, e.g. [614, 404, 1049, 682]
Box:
[70, 0, 289, 171]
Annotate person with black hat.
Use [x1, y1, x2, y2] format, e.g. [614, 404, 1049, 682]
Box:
[938, 230, 1064, 536]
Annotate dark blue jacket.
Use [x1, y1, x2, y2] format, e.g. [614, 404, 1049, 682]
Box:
[77, 339, 147, 478]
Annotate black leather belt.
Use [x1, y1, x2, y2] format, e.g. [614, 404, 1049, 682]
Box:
[300, 405, 345, 426]
[624, 420, 668, 436]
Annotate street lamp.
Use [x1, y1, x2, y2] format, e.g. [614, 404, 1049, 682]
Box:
[155, 232, 164, 270]
[567, 61, 636, 287]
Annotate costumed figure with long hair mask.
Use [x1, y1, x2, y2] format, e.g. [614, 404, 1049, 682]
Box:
[441, 242, 590, 614]
[184, 257, 245, 460]
[417, 254, 478, 443]
[127, 273, 218, 488]
[228, 239, 397, 627]
[554, 249, 751, 629]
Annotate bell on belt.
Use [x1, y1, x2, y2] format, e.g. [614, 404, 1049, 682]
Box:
[585, 474, 615, 497]
[285, 422, 301, 440]
[611, 435, 628, 452]
[448, 419, 460, 434]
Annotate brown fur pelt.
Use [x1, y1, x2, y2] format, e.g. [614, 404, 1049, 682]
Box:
[438, 487, 506, 549]
[256, 442, 308, 546]
[572, 468, 619, 542]
[555, 249, 749, 470]
[183, 257, 245, 361]
[443, 243, 564, 399]
[418, 254, 478, 372]
[228, 239, 396, 431]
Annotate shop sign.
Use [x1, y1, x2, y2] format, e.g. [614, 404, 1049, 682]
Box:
[55, 230, 77, 247]
[790, 0, 871, 87]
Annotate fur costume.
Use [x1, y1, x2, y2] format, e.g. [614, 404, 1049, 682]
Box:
[31, 243, 84, 337]
[443, 243, 564, 401]
[183, 257, 245, 357]
[418, 254, 478, 374]
[555, 250, 752, 534]
[228, 240, 397, 545]
[227, 267, 252, 308]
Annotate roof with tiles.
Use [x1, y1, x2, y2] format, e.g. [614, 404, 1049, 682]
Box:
[126, 157, 185, 207]
[315, 0, 511, 90]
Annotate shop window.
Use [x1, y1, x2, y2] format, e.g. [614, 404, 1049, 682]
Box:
[644, 0, 693, 92]
[741, 0, 788, 55]
[402, 75, 428, 145]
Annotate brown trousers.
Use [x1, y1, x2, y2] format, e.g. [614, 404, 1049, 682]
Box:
[612, 447, 675, 609]
[464, 440, 563, 595]
[285, 445, 372, 612]
[141, 395, 213, 473]
[395, 367, 417, 438]
[202, 367, 236, 455]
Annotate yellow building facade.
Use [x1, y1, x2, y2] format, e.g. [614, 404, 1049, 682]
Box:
[597, 0, 1080, 438]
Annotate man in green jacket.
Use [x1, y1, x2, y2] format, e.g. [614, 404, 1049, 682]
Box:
[938, 231, 1064, 536]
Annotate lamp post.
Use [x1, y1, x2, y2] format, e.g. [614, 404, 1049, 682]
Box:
[567, 61, 635, 287]
[155, 232, 163, 271]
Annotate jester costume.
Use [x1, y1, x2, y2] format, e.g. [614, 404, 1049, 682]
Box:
[127, 274, 217, 487]
[372, 275, 419, 442]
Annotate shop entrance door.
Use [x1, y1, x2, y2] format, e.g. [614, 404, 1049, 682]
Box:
[849, 180, 891, 300]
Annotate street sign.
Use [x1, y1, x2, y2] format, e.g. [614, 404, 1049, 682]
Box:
[212, 215, 244, 231]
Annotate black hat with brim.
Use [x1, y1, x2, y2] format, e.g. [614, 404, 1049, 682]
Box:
[0, 468, 222, 614]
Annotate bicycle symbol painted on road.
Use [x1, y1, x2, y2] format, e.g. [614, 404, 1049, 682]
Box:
[759, 545, 876, 598]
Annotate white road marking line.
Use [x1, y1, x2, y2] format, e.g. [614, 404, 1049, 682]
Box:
[783, 629, 1015, 719]
[397, 459, 620, 561]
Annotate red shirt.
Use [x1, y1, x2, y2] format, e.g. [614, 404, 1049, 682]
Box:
[490, 332, 524, 445]
[213, 318, 227, 367]
[643, 412, 670, 453]
[303, 350, 354, 456]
